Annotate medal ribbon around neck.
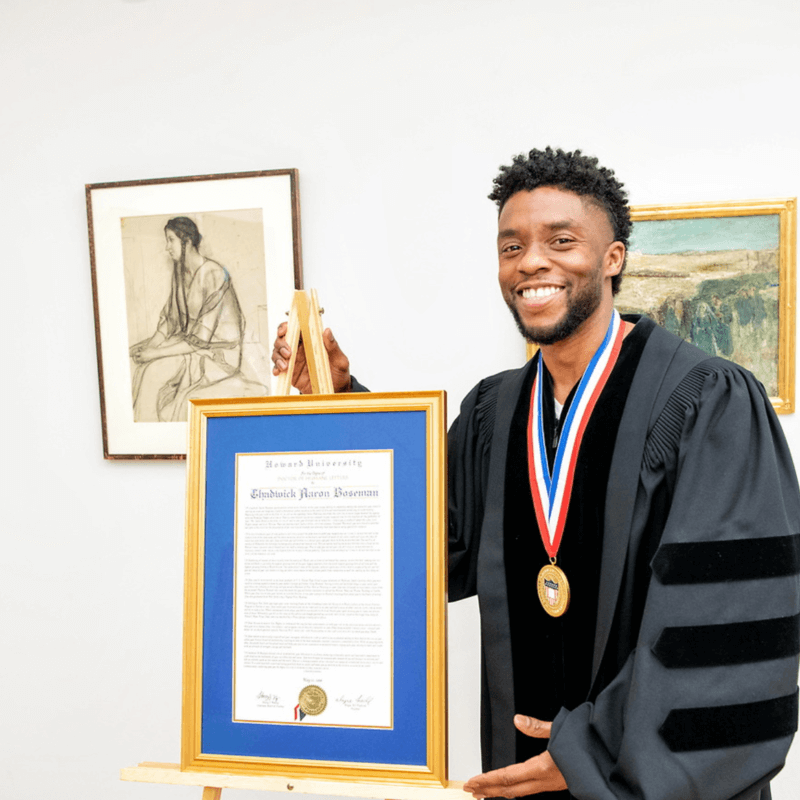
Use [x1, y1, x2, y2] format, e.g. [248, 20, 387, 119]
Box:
[527, 310, 625, 560]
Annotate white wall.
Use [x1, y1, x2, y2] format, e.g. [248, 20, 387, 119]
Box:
[2, 1, 799, 798]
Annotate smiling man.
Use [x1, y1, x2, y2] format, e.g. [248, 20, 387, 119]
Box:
[273, 148, 800, 800]
[497, 186, 622, 345]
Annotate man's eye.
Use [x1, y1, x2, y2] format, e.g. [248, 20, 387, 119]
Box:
[501, 244, 521, 253]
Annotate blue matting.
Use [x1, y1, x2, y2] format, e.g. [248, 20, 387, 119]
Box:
[201, 409, 428, 766]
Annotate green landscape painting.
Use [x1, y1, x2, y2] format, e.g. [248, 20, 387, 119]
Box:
[617, 213, 781, 396]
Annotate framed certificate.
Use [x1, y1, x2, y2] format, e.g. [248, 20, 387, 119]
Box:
[182, 391, 448, 785]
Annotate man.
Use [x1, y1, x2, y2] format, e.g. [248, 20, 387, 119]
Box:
[273, 148, 800, 800]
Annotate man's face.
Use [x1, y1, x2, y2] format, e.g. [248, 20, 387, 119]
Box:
[497, 186, 623, 345]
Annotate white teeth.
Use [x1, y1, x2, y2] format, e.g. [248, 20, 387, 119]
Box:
[521, 286, 561, 299]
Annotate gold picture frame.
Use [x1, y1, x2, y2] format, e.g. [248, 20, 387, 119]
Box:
[526, 198, 797, 413]
[182, 392, 448, 786]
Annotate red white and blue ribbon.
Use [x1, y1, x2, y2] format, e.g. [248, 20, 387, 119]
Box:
[527, 310, 625, 560]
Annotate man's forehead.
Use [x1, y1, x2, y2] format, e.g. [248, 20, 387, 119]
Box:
[498, 187, 611, 232]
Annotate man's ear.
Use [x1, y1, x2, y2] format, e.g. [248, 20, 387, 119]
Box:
[604, 241, 626, 278]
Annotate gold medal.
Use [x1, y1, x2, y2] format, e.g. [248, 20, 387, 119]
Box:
[537, 563, 570, 617]
[298, 685, 327, 716]
[528, 312, 625, 621]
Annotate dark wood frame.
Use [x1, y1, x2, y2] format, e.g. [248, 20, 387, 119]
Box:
[86, 169, 303, 459]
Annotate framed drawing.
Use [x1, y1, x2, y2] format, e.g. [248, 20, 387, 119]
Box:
[87, 169, 303, 459]
[525, 198, 797, 413]
[181, 392, 448, 785]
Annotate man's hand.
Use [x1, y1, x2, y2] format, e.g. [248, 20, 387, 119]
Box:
[271, 322, 352, 394]
[462, 716, 567, 798]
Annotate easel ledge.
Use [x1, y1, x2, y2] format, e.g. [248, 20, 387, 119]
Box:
[121, 764, 467, 800]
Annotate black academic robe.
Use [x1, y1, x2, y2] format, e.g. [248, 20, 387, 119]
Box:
[448, 317, 800, 800]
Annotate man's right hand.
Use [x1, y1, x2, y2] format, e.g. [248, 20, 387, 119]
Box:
[271, 322, 352, 394]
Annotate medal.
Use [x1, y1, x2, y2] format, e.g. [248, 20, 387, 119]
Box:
[528, 311, 625, 617]
[537, 562, 570, 617]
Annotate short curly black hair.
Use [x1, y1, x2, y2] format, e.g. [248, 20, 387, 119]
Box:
[488, 147, 631, 294]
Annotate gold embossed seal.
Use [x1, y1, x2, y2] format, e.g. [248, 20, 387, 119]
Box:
[298, 685, 327, 716]
[536, 563, 570, 617]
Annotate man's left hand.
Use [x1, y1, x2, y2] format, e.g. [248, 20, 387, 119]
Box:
[462, 715, 567, 798]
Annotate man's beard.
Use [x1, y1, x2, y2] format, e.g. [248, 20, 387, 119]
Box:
[506, 267, 604, 346]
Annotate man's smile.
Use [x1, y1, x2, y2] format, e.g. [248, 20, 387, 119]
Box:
[520, 285, 564, 301]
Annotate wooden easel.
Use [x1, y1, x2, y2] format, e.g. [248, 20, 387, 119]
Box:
[120, 762, 466, 800]
[272, 289, 334, 396]
[122, 297, 465, 797]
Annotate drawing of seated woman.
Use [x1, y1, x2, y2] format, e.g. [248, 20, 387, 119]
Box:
[130, 216, 265, 422]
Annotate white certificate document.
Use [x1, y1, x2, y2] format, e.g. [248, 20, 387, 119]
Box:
[233, 450, 393, 727]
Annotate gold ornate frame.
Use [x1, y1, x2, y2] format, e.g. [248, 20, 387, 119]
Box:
[526, 198, 796, 413]
[182, 392, 448, 786]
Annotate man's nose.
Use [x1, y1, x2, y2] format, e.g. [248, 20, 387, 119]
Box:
[518, 245, 549, 273]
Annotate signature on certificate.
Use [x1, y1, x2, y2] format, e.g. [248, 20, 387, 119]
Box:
[335, 694, 374, 711]
[256, 692, 281, 707]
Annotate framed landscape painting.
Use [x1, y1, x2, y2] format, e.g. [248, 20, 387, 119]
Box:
[87, 169, 303, 458]
[617, 198, 796, 412]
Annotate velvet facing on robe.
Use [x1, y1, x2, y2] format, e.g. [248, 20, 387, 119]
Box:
[651, 534, 800, 585]
[659, 690, 799, 752]
[652, 613, 800, 669]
